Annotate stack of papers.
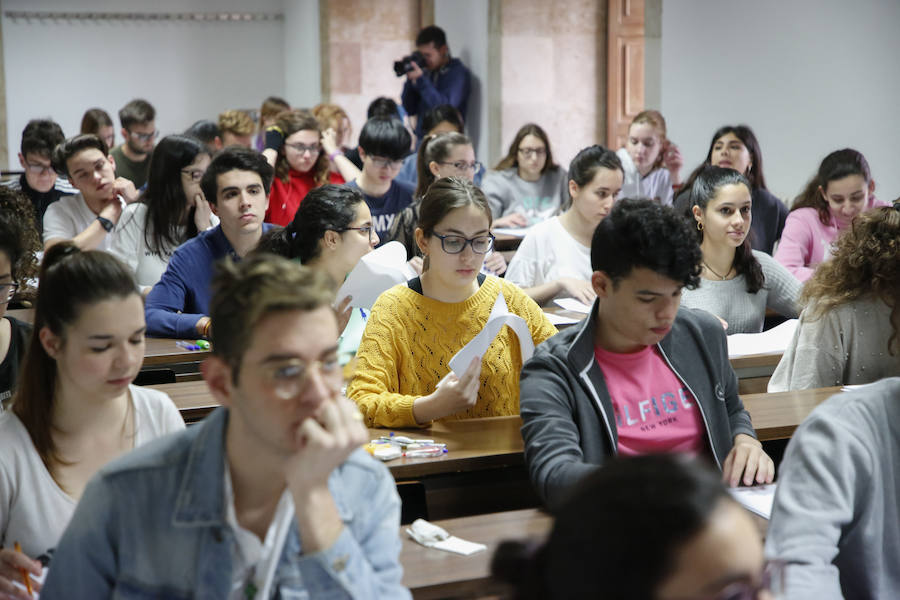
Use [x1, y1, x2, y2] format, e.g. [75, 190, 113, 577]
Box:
[553, 297, 593, 314]
[728, 483, 777, 519]
[336, 241, 417, 310]
[727, 319, 798, 358]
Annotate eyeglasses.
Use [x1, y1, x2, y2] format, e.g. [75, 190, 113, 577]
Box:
[261, 357, 341, 400]
[339, 225, 375, 241]
[370, 156, 404, 170]
[671, 560, 785, 600]
[181, 168, 206, 182]
[0, 283, 19, 304]
[285, 142, 321, 156]
[25, 162, 53, 175]
[432, 233, 494, 254]
[439, 160, 483, 174]
[518, 147, 546, 158]
[128, 129, 160, 142]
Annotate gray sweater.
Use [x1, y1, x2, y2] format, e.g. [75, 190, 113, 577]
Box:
[680, 250, 800, 333]
[765, 378, 900, 600]
[481, 166, 569, 221]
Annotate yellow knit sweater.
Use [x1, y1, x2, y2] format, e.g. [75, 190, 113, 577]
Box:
[348, 276, 558, 428]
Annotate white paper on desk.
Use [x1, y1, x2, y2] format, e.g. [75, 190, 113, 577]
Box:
[406, 519, 487, 556]
[448, 291, 534, 377]
[553, 297, 592, 314]
[492, 225, 534, 238]
[727, 319, 798, 358]
[335, 241, 417, 310]
[544, 311, 579, 326]
[729, 483, 777, 519]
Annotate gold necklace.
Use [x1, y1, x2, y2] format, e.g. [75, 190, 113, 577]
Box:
[703, 261, 732, 280]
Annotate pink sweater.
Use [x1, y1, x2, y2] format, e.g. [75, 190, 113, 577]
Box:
[775, 199, 889, 281]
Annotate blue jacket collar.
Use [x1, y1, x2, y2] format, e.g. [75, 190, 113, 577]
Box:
[173, 407, 229, 527]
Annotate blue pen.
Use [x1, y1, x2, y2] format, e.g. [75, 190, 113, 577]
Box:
[359, 308, 368, 321]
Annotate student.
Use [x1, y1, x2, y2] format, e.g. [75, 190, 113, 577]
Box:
[616, 110, 682, 206]
[347, 117, 415, 245]
[519, 198, 773, 510]
[311, 102, 354, 178]
[42, 255, 409, 598]
[769, 205, 900, 391]
[218, 109, 255, 148]
[1, 119, 75, 233]
[395, 103, 467, 189]
[344, 96, 404, 169]
[775, 148, 888, 281]
[390, 131, 505, 275]
[675, 125, 788, 255]
[401, 25, 471, 140]
[348, 177, 557, 428]
[145, 147, 274, 339]
[680, 166, 800, 333]
[254, 95, 290, 151]
[79, 108, 115, 151]
[0, 190, 40, 408]
[111, 135, 217, 291]
[184, 119, 223, 154]
[506, 145, 624, 306]
[482, 123, 569, 229]
[44, 134, 139, 251]
[766, 377, 900, 599]
[110, 98, 157, 188]
[0, 244, 184, 596]
[261, 109, 359, 226]
[493, 455, 781, 600]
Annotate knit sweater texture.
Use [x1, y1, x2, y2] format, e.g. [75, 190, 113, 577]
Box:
[348, 276, 557, 427]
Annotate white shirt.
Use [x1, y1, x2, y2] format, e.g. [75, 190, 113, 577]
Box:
[111, 202, 219, 289]
[616, 148, 673, 205]
[0, 385, 184, 561]
[42, 193, 122, 251]
[505, 216, 592, 297]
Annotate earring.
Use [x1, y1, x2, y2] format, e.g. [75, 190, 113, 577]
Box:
[746, 164, 752, 175]
[696, 221, 704, 231]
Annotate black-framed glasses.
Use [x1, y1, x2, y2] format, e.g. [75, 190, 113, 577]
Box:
[285, 142, 321, 156]
[261, 357, 341, 400]
[0, 283, 19, 304]
[518, 147, 546, 158]
[370, 156, 403, 170]
[128, 129, 159, 142]
[180, 168, 205, 182]
[25, 162, 53, 175]
[439, 160, 483, 174]
[432, 233, 494, 254]
[339, 225, 375, 241]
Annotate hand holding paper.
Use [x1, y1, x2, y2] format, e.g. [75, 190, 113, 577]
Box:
[448, 291, 534, 376]
[413, 356, 482, 424]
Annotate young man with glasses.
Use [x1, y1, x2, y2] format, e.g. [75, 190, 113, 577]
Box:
[110, 98, 157, 188]
[44, 134, 140, 251]
[42, 255, 410, 598]
[2, 119, 76, 233]
[145, 146, 275, 339]
[348, 117, 415, 245]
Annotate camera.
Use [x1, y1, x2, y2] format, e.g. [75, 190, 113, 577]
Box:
[393, 51, 427, 77]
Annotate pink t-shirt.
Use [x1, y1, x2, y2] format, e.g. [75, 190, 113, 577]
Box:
[594, 344, 707, 456]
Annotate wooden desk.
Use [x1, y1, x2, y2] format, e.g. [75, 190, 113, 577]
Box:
[491, 232, 524, 252]
[150, 379, 218, 423]
[741, 386, 838, 441]
[400, 508, 551, 600]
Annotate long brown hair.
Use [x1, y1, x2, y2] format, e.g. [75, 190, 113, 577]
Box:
[494, 123, 558, 174]
[415, 132, 472, 198]
[801, 204, 900, 353]
[12, 243, 139, 477]
[791, 148, 871, 226]
[274, 109, 330, 187]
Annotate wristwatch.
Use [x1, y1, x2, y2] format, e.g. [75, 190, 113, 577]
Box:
[96, 216, 114, 232]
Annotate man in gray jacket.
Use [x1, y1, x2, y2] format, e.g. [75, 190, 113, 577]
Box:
[520, 198, 774, 510]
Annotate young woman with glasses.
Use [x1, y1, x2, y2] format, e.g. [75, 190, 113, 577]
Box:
[110, 134, 216, 291]
[261, 109, 360, 227]
[482, 123, 569, 229]
[348, 177, 557, 428]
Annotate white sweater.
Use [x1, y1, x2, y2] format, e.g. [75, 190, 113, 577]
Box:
[505, 216, 591, 297]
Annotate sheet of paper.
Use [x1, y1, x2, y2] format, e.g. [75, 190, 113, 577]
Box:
[553, 297, 593, 314]
[492, 225, 534, 238]
[432, 536, 487, 556]
[729, 483, 777, 519]
[335, 241, 416, 310]
[544, 311, 579, 326]
[448, 291, 534, 377]
[727, 319, 798, 358]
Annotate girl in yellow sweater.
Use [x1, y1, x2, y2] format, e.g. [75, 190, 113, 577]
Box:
[349, 177, 557, 427]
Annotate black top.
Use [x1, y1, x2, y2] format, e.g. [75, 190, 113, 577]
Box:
[0, 316, 32, 408]
[407, 272, 486, 295]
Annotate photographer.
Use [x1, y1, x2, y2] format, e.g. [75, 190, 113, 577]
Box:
[400, 25, 471, 141]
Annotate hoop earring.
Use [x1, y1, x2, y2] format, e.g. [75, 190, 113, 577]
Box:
[696, 221, 704, 231]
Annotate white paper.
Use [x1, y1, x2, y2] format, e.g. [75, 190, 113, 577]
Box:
[553, 297, 593, 314]
[448, 291, 534, 377]
[544, 311, 580, 326]
[431, 537, 487, 556]
[335, 241, 417, 310]
[406, 519, 486, 556]
[727, 319, 798, 358]
[492, 225, 534, 238]
[729, 483, 777, 519]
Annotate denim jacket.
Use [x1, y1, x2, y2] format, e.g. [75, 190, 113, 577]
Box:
[41, 408, 410, 599]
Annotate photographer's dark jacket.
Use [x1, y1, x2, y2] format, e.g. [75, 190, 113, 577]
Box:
[520, 303, 757, 510]
[401, 57, 471, 139]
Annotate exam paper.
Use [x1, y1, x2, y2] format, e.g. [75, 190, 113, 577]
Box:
[492, 225, 534, 238]
[553, 297, 593, 314]
[544, 312, 580, 326]
[448, 291, 534, 377]
[335, 241, 417, 310]
[727, 319, 798, 358]
[729, 483, 777, 519]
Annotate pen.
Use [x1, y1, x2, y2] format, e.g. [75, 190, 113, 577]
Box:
[359, 308, 368, 321]
[175, 341, 200, 351]
[13, 541, 34, 597]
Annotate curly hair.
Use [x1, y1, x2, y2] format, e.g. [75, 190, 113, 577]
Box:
[273, 109, 330, 187]
[591, 198, 702, 289]
[0, 188, 41, 302]
[217, 109, 254, 137]
[802, 204, 900, 353]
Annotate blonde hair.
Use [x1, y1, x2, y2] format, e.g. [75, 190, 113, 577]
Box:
[218, 109, 254, 137]
[312, 103, 350, 133]
[629, 110, 668, 170]
[258, 96, 290, 134]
